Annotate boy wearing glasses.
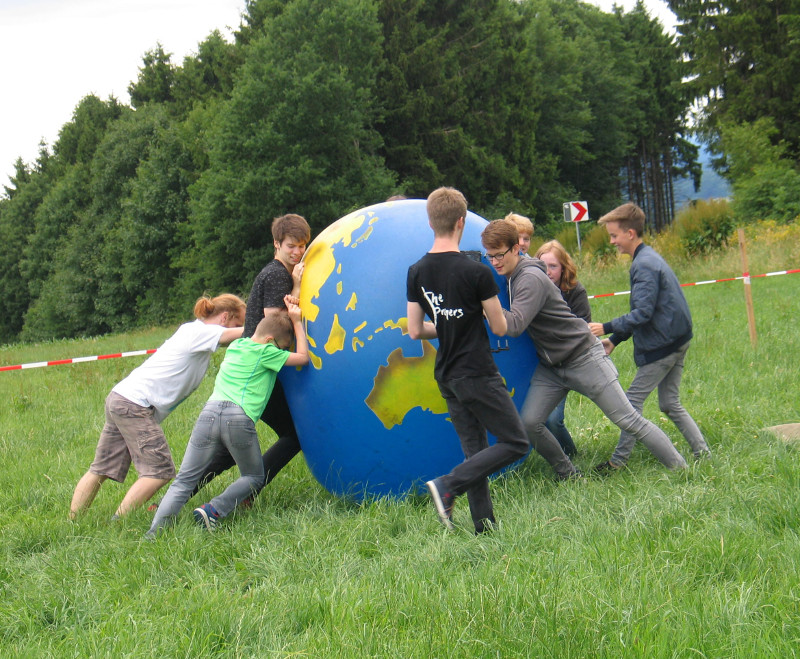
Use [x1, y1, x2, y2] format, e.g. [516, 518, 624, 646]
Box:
[146, 297, 309, 536]
[481, 219, 688, 473]
[406, 187, 529, 533]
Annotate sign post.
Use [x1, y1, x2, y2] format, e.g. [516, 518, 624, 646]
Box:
[563, 201, 589, 253]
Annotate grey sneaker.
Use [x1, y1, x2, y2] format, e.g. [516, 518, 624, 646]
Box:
[425, 478, 455, 530]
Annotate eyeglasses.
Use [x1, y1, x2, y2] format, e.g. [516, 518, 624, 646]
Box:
[484, 248, 512, 263]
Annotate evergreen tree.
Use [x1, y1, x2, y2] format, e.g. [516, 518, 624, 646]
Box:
[0, 152, 55, 342]
[668, 0, 800, 159]
[183, 0, 396, 295]
[376, 0, 542, 212]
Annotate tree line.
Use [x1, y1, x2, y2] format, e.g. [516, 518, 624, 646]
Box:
[3, 0, 790, 344]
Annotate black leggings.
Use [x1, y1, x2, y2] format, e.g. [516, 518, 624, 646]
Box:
[189, 378, 301, 498]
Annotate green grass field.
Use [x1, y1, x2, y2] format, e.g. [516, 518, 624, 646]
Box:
[1, 231, 799, 657]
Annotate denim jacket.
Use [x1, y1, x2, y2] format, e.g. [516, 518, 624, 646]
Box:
[605, 244, 693, 366]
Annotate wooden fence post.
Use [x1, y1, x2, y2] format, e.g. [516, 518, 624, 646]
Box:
[737, 228, 757, 347]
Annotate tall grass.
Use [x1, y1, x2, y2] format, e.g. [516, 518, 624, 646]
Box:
[1, 224, 799, 656]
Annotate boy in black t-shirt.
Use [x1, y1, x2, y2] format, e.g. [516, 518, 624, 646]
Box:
[406, 187, 529, 533]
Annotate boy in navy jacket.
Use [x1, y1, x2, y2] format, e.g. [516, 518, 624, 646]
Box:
[589, 203, 710, 471]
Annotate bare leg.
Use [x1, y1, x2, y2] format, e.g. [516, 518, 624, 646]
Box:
[115, 477, 171, 517]
[70, 471, 107, 519]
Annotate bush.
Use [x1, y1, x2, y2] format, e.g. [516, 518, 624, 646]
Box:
[650, 224, 685, 264]
[732, 162, 800, 224]
[580, 223, 616, 262]
[674, 198, 735, 255]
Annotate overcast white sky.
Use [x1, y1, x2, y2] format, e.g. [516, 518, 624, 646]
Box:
[0, 0, 675, 192]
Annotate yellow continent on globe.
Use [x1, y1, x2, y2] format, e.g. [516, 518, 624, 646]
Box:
[365, 341, 448, 429]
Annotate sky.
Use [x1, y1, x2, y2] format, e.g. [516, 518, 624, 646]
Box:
[0, 0, 676, 192]
[0, 0, 243, 190]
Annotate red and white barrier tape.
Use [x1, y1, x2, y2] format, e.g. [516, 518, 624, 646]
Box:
[2, 267, 798, 372]
[0, 349, 156, 372]
[588, 267, 800, 299]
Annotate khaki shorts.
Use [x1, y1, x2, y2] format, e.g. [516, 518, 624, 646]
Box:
[89, 391, 176, 482]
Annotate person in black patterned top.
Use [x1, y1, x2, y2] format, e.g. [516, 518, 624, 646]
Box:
[185, 214, 311, 502]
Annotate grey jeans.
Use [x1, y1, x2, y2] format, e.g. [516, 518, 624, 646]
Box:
[522, 341, 687, 469]
[612, 341, 708, 465]
[148, 400, 265, 533]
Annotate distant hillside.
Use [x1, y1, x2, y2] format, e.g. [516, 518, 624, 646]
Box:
[674, 144, 731, 209]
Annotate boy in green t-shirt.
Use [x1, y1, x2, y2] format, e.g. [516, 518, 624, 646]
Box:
[146, 296, 309, 536]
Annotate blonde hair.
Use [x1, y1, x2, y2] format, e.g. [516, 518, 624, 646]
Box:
[193, 293, 246, 320]
[535, 240, 578, 292]
[505, 212, 533, 237]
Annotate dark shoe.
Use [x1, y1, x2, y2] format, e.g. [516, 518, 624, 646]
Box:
[594, 460, 622, 475]
[425, 478, 455, 530]
[694, 449, 712, 460]
[475, 519, 500, 535]
[556, 468, 583, 482]
[193, 503, 220, 531]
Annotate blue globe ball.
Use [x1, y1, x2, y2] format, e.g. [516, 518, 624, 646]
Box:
[281, 199, 538, 499]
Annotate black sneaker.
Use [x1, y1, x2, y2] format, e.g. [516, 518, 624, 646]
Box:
[193, 503, 220, 531]
[556, 468, 583, 482]
[594, 460, 622, 475]
[425, 478, 455, 530]
[475, 518, 500, 535]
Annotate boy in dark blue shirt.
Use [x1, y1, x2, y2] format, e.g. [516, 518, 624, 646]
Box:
[589, 202, 710, 471]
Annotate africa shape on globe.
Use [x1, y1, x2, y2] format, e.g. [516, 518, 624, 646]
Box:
[280, 199, 538, 499]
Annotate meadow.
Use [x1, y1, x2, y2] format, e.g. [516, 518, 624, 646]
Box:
[1, 226, 799, 657]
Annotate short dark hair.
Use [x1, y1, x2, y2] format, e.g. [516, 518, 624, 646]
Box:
[253, 309, 294, 347]
[272, 214, 311, 244]
[480, 219, 518, 251]
[598, 203, 645, 237]
[426, 187, 467, 235]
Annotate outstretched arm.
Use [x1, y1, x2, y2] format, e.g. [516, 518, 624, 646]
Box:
[284, 295, 309, 367]
[291, 261, 305, 298]
[407, 301, 437, 340]
[219, 326, 244, 345]
[482, 295, 508, 337]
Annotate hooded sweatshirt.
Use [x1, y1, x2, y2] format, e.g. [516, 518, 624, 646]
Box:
[502, 257, 597, 367]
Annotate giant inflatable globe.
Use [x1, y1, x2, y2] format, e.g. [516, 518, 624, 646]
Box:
[281, 199, 539, 499]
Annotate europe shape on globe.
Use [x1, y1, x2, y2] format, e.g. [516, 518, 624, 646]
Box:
[281, 199, 539, 499]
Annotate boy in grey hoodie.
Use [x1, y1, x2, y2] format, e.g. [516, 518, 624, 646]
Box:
[481, 219, 687, 472]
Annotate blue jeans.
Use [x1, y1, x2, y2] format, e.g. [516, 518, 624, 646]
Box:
[544, 395, 577, 457]
[148, 400, 265, 533]
[521, 341, 687, 470]
[437, 373, 530, 533]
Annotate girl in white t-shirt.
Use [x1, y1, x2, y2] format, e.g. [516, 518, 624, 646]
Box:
[69, 294, 246, 520]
